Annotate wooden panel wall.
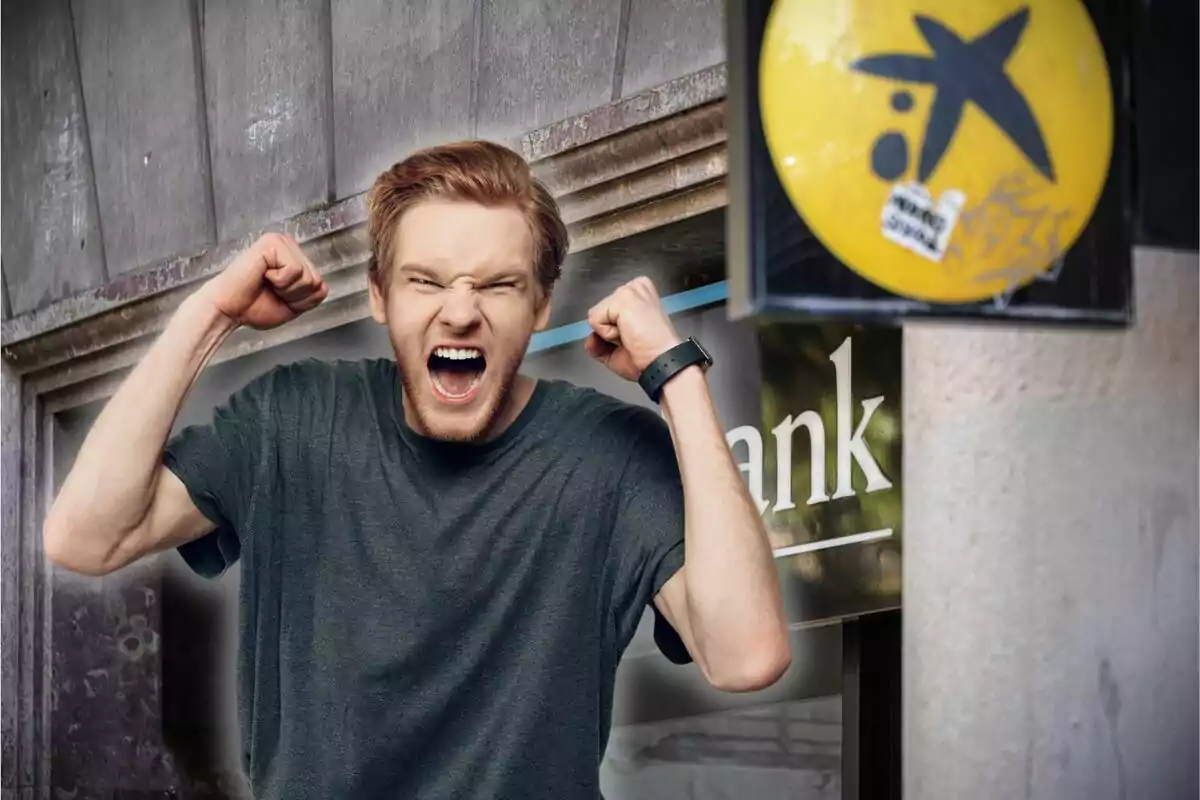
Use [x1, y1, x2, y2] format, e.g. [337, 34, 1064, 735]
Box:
[1, 0, 107, 315]
[332, 0, 476, 197]
[201, 0, 334, 240]
[475, 0, 621, 141]
[3, 0, 732, 316]
[620, 0, 725, 97]
[72, 0, 215, 276]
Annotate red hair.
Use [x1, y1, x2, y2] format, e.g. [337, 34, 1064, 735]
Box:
[366, 140, 568, 292]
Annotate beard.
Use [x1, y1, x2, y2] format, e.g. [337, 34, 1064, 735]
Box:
[395, 345, 522, 443]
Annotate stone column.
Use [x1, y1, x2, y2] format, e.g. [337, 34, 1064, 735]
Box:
[904, 248, 1198, 800]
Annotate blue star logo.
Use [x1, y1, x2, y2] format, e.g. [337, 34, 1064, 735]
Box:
[850, 7, 1055, 184]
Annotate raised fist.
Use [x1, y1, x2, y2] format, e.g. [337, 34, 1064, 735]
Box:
[197, 233, 329, 331]
[584, 277, 682, 382]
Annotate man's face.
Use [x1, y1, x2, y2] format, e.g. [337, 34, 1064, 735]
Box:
[368, 199, 552, 442]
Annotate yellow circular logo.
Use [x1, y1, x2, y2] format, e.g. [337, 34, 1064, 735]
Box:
[759, 0, 1114, 303]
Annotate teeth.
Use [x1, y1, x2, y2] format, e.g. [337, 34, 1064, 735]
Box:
[434, 347, 482, 361]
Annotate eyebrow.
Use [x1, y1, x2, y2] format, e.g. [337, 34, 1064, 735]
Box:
[480, 271, 528, 284]
[396, 263, 442, 277]
[397, 264, 530, 283]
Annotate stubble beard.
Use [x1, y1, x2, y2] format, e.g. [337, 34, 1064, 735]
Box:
[397, 349, 520, 443]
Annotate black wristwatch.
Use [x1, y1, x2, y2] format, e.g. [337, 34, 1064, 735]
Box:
[638, 337, 713, 403]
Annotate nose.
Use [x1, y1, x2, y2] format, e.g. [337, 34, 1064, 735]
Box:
[437, 285, 482, 331]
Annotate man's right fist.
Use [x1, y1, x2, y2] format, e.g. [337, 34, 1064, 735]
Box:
[198, 233, 329, 331]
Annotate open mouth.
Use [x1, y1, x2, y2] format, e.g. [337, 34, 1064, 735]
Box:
[427, 346, 487, 403]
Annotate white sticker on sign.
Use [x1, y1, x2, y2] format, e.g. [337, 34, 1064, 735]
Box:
[880, 183, 966, 262]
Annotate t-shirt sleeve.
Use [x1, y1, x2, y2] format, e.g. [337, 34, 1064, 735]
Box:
[609, 408, 693, 665]
[162, 371, 275, 579]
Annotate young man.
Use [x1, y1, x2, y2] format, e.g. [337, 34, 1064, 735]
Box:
[45, 141, 790, 799]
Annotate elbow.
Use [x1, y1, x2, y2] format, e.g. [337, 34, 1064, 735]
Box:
[705, 631, 792, 693]
[42, 513, 72, 566]
[42, 513, 116, 577]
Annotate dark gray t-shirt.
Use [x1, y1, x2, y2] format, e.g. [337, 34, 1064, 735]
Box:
[163, 357, 689, 799]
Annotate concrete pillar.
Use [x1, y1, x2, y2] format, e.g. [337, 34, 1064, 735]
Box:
[904, 248, 1198, 800]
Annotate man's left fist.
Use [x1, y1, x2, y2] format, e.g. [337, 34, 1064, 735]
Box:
[585, 277, 682, 382]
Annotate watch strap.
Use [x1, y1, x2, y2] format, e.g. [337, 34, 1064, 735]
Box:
[638, 337, 712, 403]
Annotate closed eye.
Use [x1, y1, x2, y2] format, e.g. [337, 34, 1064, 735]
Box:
[410, 277, 442, 288]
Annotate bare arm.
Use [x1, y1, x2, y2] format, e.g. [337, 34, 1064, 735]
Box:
[44, 233, 327, 576]
[43, 296, 237, 575]
[584, 277, 790, 692]
[652, 367, 791, 692]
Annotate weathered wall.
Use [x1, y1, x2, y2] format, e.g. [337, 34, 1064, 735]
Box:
[0, 0, 725, 318]
[904, 247, 1200, 800]
[1, 0, 109, 315]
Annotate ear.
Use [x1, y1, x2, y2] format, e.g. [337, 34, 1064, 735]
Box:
[533, 289, 553, 332]
[367, 276, 388, 325]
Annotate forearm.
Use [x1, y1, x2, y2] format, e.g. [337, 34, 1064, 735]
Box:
[659, 366, 789, 677]
[45, 290, 237, 551]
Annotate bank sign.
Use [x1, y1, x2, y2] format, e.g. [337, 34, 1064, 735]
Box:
[726, 0, 1133, 326]
[744, 321, 901, 624]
